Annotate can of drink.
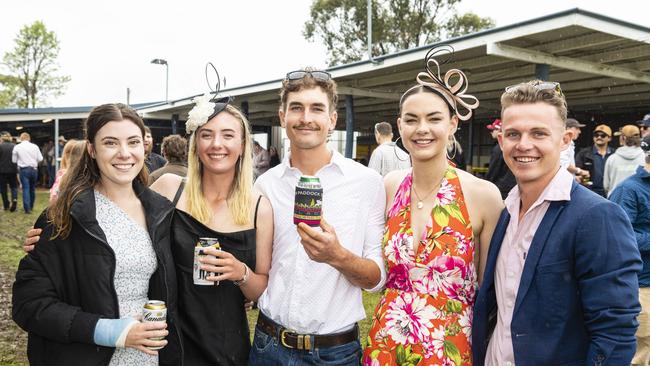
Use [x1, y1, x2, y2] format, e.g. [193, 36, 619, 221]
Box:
[293, 176, 323, 227]
[142, 300, 167, 349]
[193, 237, 221, 286]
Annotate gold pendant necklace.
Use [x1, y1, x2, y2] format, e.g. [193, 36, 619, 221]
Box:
[411, 173, 445, 209]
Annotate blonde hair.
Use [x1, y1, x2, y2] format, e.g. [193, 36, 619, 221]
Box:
[59, 139, 86, 170]
[501, 80, 568, 124]
[186, 104, 253, 226]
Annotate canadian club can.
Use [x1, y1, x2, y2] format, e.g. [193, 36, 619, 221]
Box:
[142, 300, 167, 349]
[293, 176, 323, 227]
[193, 237, 221, 286]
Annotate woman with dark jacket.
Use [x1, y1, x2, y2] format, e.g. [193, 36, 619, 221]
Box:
[12, 103, 182, 366]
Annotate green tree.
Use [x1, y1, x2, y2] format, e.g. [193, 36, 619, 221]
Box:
[1, 21, 70, 108]
[304, 0, 495, 66]
[0, 74, 20, 108]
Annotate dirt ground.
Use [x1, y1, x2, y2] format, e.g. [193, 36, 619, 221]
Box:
[0, 265, 28, 366]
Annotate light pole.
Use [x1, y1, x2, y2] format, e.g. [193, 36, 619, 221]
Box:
[150, 58, 168, 103]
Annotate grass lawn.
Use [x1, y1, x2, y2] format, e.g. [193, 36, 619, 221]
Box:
[0, 191, 384, 365]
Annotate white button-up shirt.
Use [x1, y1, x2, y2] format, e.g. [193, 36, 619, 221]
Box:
[485, 168, 573, 366]
[255, 150, 386, 334]
[12, 140, 43, 169]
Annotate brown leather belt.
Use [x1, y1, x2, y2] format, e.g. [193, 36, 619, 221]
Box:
[256, 312, 358, 350]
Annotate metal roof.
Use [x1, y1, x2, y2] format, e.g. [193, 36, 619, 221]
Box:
[137, 7, 650, 130]
[0, 102, 162, 122]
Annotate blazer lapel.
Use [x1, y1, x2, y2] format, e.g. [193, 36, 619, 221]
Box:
[513, 200, 567, 312]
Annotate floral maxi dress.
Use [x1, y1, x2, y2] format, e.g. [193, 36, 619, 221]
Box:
[363, 167, 476, 366]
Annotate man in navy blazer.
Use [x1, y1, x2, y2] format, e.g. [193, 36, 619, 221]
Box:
[472, 80, 642, 366]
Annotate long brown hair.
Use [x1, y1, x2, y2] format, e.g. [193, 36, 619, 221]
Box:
[48, 103, 148, 238]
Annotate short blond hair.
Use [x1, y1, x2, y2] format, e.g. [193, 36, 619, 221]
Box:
[501, 80, 567, 124]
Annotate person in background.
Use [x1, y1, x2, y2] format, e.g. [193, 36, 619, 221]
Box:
[252, 140, 270, 179]
[560, 118, 590, 182]
[12, 132, 43, 213]
[485, 118, 516, 200]
[368, 121, 411, 176]
[268, 146, 280, 168]
[12, 103, 182, 366]
[148, 134, 188, 185]
[575, 124, 614, 197]
[49, 139, 86, 203]
[604, 124, 645, 196]
[473, 80, 641, 366]
[0, 131, 18, 212]
[143, 126, 167, 173]
[609, 135, 650, 366]
[639, 114, 650, 138]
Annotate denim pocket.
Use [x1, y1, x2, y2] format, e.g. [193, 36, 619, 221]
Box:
[252, 327, 275, 353]
[313, 340, 362, 365]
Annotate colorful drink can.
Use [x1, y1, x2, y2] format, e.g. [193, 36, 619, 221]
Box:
[142, 300, 167, 349]
[293, 175, 323, 227]
[193, 237, 221, 286]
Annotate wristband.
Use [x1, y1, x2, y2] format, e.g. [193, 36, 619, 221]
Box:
[233, 263, 249, 286]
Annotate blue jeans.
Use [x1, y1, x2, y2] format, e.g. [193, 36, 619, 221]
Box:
[19, 167, 37, 212]
[249, 326, 362, 366]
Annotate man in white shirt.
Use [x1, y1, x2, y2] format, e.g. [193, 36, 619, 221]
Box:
[367, 121, 410, 176]
[250, 69, 386, 365]
[12, 132, 43, 213]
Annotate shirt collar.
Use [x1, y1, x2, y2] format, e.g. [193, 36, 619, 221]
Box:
[279, 148, 346, 178]
[637, 165, 650, 179]
[505, 167, 573, 217]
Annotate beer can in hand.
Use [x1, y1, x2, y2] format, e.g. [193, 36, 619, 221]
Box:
[294, 176, 323, 227]
[142, 300, 167, 350]
[193, 237, 221, 286]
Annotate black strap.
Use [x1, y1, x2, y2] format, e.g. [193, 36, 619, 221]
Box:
[172, 179, 186, 206]
[254, 195, 262, 229]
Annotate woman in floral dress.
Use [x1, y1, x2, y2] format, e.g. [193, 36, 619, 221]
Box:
[363, 48, 504, 366]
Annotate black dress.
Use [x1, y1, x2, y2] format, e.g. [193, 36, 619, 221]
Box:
[170, 181, 259, 366]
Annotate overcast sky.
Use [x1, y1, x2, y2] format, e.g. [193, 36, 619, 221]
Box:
[1, 0, 648, 108]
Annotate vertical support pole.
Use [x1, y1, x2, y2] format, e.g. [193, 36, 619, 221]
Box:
[241, 101, 249, 118]
[171, 114, 178, 135]
[345, 95, 354, 158]
[367, 0, 372, 60]
[54, 118, 60, 171]
[535, 64, 550, 81]
[165, 63, 169, 103]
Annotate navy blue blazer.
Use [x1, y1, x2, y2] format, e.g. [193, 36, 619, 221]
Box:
[473, 182, 642, 366]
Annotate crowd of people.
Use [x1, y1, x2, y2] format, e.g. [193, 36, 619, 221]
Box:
[6, 47, 650, 366]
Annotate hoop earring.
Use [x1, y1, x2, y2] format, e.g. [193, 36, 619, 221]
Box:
[393, 137, 409, 162]
[446, 135, 457, 161]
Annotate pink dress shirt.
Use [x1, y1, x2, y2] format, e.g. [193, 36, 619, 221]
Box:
[485, 168, 574, 366]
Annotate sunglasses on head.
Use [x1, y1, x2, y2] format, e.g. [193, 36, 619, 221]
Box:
[594, 132, 608, 138]
[505, 81, 563, 97]
[285, 70, 332, 82]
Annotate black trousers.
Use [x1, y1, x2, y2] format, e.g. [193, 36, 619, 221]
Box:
[0, 173, 18, 209]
